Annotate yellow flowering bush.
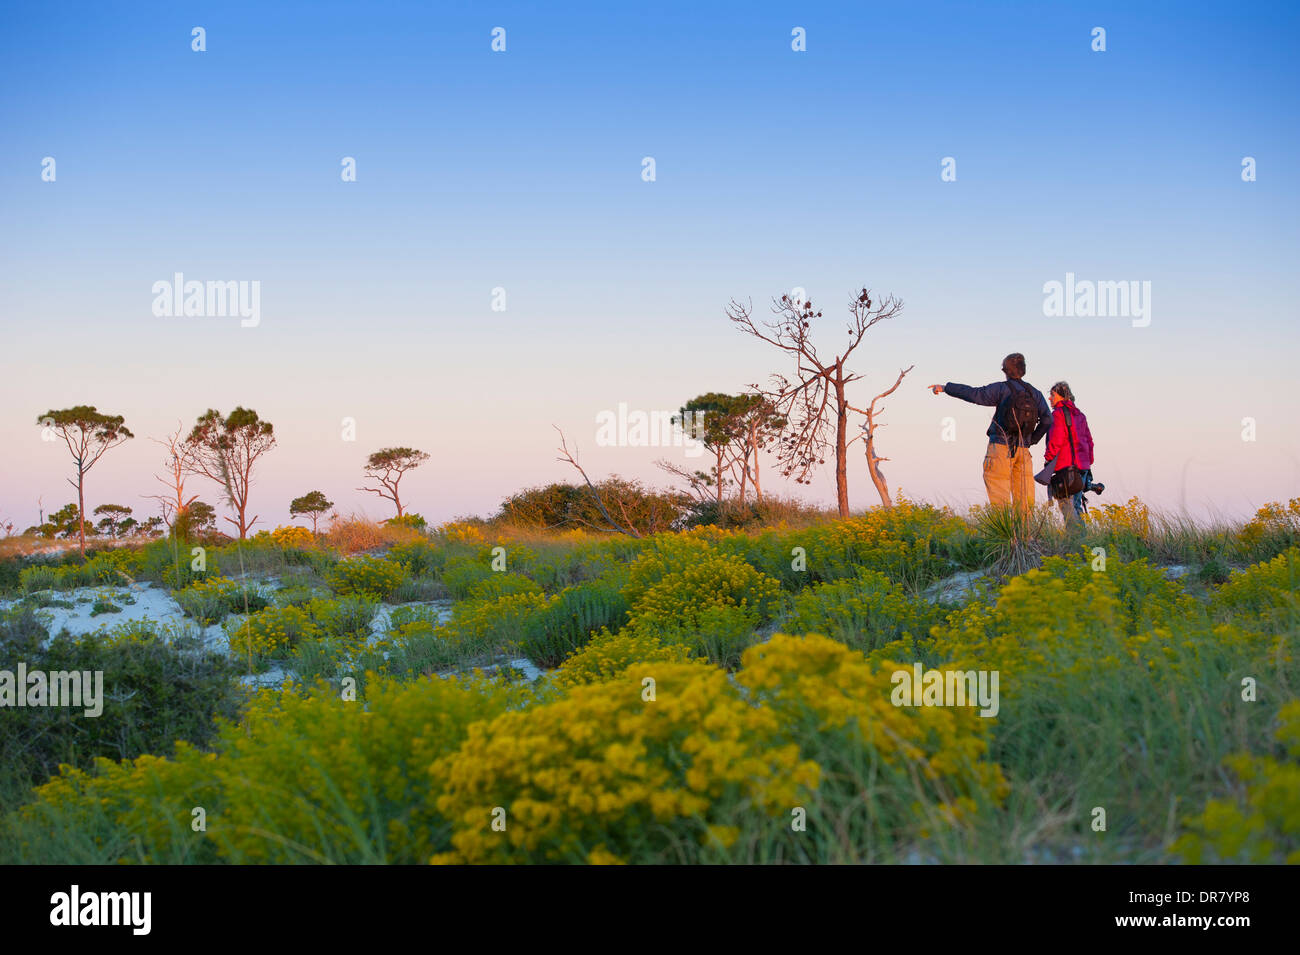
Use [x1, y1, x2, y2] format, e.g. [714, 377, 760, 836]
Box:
[326, 556, 407, 600]
[1174, 701, 1300, 864]
[792, 498, 970, 587]
[226, 605, 321, 659]
[1238, 498, 1300, 558]
[467, 572, 543, 601]
[620, 536, 724, 607]
[440, 521, 487, 546]
[212, 675, 526, 863]
[625, 553, 781, 631]
[271, 525, 316, 549]
[173, 575, 269, 624]
[927, 566, 1126, 682]
[1087, 496, 1152, 535]
[1213, 546, 1299, 629]
[739, 634, 1008, 819]
[282, 597, 382, 672]
[19, 742, 221, 864]
[554, 628, 696, 687]
[1036, 552, 1199, 634]
[431, 661, 820, 864]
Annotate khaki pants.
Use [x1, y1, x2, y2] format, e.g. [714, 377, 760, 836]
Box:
[982, 441, 1035, 518]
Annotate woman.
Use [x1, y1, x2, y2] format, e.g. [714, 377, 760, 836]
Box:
[1043, 381, 1094, 525]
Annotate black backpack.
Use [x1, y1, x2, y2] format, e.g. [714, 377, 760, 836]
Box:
[998, 379, 1041, 452]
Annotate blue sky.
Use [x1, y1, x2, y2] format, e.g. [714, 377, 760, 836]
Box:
[2, 1, 1297, 530]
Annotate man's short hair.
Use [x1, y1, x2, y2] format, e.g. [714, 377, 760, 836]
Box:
[1002, 353, 1026, 379]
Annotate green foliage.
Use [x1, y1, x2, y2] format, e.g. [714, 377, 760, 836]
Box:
[970, 503, 1051, 577]
[7, 496, 1300, 865]
[12, 674, 527, 864]
[1236, 499, 1300, 563]
[785, 568, 946, 653]
[1212, 546, 1299, 630]
[512, 579, 632, 668]
[18, 548, 143, 593]
[173, 576, 270, 625]
[0, 603, 50, 653]
[466, 572, 542, 602]
[1174, 701, 1300, 864]
[498, 479, 691, 535]
[0, 625, 240, 790]
[441, 555, 494, 600]
[385, 513, 427, 530]
[387, 540, 445, 578]
[289, 490, 334, 530]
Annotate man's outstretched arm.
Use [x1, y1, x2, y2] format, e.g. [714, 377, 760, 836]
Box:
[931, 381, 1006, 406]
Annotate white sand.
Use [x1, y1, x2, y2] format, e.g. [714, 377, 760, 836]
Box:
[5, 583, 537, 686]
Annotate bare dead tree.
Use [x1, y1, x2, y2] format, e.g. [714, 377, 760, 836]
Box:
[727, 287, 904, 517]
[655, 458, 715, 504]
[848, 364, 914, 507]
[555, 427, 642, 537]
[143, 421, 201, 528]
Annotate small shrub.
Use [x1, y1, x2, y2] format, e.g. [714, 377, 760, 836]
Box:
[173, 576, 270, 625]
[1236, 498, 1300, 563]
[441, 556, 494, 600]
[0, 626, 240, 789]
[327, 556, 407, 600]
[388, 540, 444, 578]
[785, 568, 946, 653]
[385, 513, 427, 531]
[513, 579, 631, 668]
[271, 525, 316, 549]
[1174, 701, 1300, 864]
[226, 605, 322, 661]
[625, 553, 781, 632]
[467, 572, 543, 602]
[554, 629, 696, 687]
[89, 599, 121, 616]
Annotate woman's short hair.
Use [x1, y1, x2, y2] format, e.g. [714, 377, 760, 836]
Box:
[1050, 381, 1075, 402]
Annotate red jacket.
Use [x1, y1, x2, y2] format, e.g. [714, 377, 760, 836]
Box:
[1044, 400, 1094, 470]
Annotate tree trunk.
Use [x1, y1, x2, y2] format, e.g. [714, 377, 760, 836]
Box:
[833, 368, 850, 518]
[865, 428, 893, 508]
[715, 447, 724, 509]
[76, 472, 86, 557]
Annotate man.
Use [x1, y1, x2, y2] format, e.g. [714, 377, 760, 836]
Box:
[929, 352, 1051, 518]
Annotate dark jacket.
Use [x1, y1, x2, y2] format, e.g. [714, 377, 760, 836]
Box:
[944, 378, 1051, 448]
[1044, 400, 1094, 470]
